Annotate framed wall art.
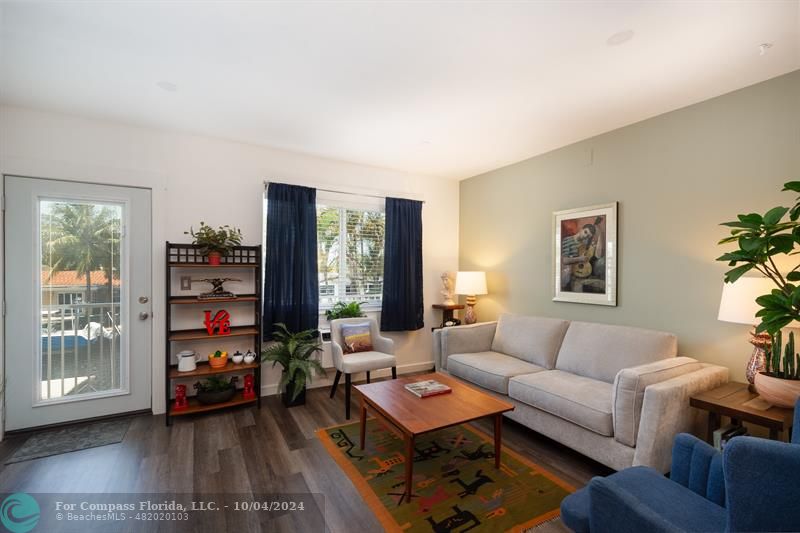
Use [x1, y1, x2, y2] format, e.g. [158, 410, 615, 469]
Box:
[553, 202, 618, 306]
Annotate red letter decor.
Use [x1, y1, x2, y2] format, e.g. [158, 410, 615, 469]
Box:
[203, 309, 231, 336]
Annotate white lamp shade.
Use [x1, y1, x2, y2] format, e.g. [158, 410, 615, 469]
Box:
[455, 271, 488, 296]
[718, 277, 777, 325]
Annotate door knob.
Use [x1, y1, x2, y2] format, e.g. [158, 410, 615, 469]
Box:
[139, 296, 149, 304]
[139, 312, 150, 320]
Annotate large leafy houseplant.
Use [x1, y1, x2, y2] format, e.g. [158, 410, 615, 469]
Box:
[324, 301, 366, 321]
[185, 222, 243, 264]
[717, 181, 800, 396]
[261, 323, 325, 406]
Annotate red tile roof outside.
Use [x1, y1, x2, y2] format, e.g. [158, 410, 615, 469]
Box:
[42, 269, 121, 287]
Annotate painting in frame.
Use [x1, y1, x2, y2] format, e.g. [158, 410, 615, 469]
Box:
[553, 202, 618, 306]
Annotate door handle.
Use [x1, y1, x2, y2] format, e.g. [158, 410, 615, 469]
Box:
[139, 312, 150, 320]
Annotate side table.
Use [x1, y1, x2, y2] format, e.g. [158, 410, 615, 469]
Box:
[431, 304, 464, 329]
[690, 382, 794, 443]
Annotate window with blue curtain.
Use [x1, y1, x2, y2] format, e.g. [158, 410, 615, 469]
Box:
[380, 197, 424, 331]
[263, 183, 318, 336]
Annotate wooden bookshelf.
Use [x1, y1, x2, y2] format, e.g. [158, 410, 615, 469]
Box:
[169, 295, 258, 305]
[165, 242, 262, 426]
[168, 326, 259, 342]
[169, 263, 258, 269]
[169, 361, 260, 379]
[170, 391, 257, 416]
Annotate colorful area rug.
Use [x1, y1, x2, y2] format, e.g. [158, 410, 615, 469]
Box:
[316, 419, 574, 532]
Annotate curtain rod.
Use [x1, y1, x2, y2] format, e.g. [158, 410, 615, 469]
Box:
[264, 180, 425, 204]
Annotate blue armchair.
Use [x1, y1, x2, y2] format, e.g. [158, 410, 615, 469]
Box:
[561, 398, 800, 532]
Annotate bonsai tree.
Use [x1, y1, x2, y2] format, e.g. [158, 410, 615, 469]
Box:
[261, 323, 325, 403]
[717, 180, 800, 379]
[325, 301, 366, 321]
[185, 222, 243, 263]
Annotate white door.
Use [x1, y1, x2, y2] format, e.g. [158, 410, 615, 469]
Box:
[4, 176, 152, 431]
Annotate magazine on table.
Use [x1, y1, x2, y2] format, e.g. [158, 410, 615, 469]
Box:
[404, 379, 452, 398]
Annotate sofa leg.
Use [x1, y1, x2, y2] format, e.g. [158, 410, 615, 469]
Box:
[366, 371, 371, 384]
[329, 370, 342, 398]
[391, 366, 397, 379]
[345, 373, 352, 420]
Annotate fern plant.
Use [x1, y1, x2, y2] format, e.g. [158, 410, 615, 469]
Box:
[325, 301, 366, 321]
[261, 323, 325, 401]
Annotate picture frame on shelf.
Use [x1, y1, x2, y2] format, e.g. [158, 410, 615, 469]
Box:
[553, 202, 618, 306]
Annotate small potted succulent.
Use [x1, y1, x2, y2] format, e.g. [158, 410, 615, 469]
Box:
[194, 375, 238, 404]
[325, 301, 366, 321]
[262, 323, 325, 407]
[185, 222, 243, 265]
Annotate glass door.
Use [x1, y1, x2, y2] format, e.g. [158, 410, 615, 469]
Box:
[4, 176, 152, 431]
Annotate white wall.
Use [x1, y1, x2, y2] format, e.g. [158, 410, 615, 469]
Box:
[0, 105, 459, 420]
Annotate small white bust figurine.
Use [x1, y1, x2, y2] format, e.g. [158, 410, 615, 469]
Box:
[440, 271, 456, 306]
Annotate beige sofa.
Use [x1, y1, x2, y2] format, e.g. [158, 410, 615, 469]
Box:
[432, 314, 729, 473]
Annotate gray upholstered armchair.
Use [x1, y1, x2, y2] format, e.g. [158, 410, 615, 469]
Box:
[329, 317, 397, 419]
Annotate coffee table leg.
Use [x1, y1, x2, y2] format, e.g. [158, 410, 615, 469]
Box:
[360, 399, 367, 450]
[494, 414, 502, 468]
[404, 433, 415, 503]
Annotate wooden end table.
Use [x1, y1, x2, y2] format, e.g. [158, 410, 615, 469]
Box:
[355, 372, 514, 503]
[690, 382, 795, 443]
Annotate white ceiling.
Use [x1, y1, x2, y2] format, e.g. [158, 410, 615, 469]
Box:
[1, 1, 798, 180]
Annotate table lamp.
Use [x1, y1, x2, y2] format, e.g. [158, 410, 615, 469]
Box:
[718, 276, 775, 389]
[456, 271, 488, 325]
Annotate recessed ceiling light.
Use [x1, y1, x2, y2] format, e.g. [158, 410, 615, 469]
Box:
[759, 43, 773, 56]
[156, 81, 177, 92]
[607, 30, 635, 46]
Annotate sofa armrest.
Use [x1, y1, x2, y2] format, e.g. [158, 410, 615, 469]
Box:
[439, 322, 497, 370]
[725, 436, 800, 532]
[433, 329, 444, 370]
[612, 357, 705, 447]
[632, 365, 729, 473]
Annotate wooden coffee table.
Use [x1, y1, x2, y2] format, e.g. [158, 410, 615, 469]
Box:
[355, 372, 514, 502]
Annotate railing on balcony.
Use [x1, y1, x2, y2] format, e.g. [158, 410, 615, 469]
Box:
[40, 302, 122, 401]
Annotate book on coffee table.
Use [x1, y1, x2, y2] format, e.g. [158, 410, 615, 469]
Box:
[404, 379, 452, 398]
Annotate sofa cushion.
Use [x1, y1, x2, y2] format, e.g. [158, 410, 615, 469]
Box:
[509, 370, 614, 436]
[555, 321, 678, 383]
[613, 357, 703, 447]
[490, 314, 570, 369]
[447, 351, 546, 394]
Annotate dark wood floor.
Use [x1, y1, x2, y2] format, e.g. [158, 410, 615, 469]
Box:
[0, 376, 611, 532]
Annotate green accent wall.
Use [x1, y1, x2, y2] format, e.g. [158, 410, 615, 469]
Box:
[459, 70, 800, 380]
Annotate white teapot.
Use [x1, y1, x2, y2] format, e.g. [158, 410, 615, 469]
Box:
[243, 350, 256, 364]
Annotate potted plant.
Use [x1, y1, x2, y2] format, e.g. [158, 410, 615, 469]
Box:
[717, 180, 800, 406]
[325, 301, 366, 321]
[185, 222, 243, 265]
[194, 375, 238, 404]
[261, 323, 325, 407]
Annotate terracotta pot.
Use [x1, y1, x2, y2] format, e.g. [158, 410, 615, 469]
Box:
[754, 372, 800, 408]
[207, 251, 222, 265]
